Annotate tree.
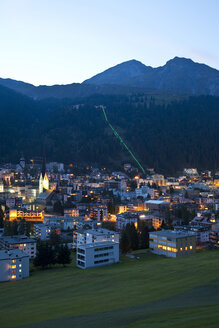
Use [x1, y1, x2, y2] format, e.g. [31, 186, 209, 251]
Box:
[34, 243, 50, 269]
[34, 242, 56, 269]
[126, 223, 139, 251]
[53, 201, 64, 215]
[57, 245, 71, 266]
[139, 225, 149, 249]
[50, 231, 61, 247]
[120, 229, 130, 254]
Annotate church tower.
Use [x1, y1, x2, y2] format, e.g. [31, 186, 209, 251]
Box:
[39, 155, 49, 193]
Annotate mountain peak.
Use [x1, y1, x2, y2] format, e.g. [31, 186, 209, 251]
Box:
[83, 59, 150, 85]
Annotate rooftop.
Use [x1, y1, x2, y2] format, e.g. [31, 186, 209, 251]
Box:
[150, 229, 195, 239]
[78, 241, 119, 249]
[0, 249, 29, 260]
[0, 235, 36, 244]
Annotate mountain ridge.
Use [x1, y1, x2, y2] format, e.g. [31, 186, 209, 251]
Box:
[0, 57, 218, 98]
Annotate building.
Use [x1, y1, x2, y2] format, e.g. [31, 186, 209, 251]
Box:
[0, 249, 29, 282]
[0, 235, 36, 259]
[174, 225, 210, 245]
[152, 216, 164, 230]
[9, 209, 43, 222]
[34, 224, 61, 240]
[39, 157, 49, 194]
[90, 205, 108, 221]
[209, 228, 219, 246]
[64, 208, 79, 217]
[43, 215, 74, 230]
[145, 200, 169, 213]
[74, 228, 119, 248]
[149, 230, 196, 257]
[77, 241, 119, 269]
[116, 212, 138, 231]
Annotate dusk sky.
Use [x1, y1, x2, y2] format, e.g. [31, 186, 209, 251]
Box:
[0, 0, 218, 85]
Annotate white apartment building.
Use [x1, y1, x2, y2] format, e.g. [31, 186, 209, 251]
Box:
[73, 228, 119, 248]
[0, 235, 36, 259]
[0, 249, 29, 282]
[77, 241, 119, 269]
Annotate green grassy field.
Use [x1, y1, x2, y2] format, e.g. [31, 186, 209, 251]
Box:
[0, 249, 219, 328]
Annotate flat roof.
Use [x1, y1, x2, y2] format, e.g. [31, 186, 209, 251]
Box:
[149, 230, 195, 239]
[145, 200, 169, 205]
[0, 249, 29, 260]
[1, 235, 36, 244]
[85, 228, 118, 236]
[77, 241, 119, 249]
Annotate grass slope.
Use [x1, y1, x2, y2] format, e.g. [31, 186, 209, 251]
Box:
[0, 250, 219, 328]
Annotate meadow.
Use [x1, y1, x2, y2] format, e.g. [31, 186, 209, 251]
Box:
[0, 249, 219, 328]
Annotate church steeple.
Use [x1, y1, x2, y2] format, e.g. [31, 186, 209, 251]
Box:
[39, 149, 49, 193]
[41, 153, 46, 179]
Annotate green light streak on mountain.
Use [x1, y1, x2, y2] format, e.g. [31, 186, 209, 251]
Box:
[102, 107, 145, 173]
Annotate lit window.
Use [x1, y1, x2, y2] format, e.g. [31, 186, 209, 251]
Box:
[185, 247, 188, 251]
[180, 248, 183, 251]
[24, 244, 26, 247]
[19, 264, 22, 267]
[11, 265, 16, 269]
[11, 260, 16, 263]
[19, 269, 22, 273]
[190, 246, 193, 250]
[11, 275, 16, 279]
[20, 244, 23, 247]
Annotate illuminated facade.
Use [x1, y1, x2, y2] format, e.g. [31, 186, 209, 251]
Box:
[149, 230, 196, 257]
[9, 209, 43, 222]
[39, 156, 49, 193]
[0, 249, 29, 282]
[39, 172, 49, 193]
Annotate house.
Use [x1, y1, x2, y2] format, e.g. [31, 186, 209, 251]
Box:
[0, 249, 29, 282]
[0, 235, 36, 259]
[149, 230, 196, 257]
[77, 241, 119, 269]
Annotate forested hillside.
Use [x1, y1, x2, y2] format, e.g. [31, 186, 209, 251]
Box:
[0, 85, 218, 174]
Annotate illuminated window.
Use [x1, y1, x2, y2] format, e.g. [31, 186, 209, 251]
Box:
[19, 264, 22, 267]
[19, 269, 22, 273]
[11, 260, 16, 263]
[180, 248, 183, 251]
[11, 275, 16, 279]
[11, 265, 16, 269]
[190, 246, 193, 250]
[24, 244, 26, 247]
[185, 247, 188, 251]
[20, 244, 23, 247]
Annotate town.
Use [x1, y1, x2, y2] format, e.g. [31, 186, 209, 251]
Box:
[0, 157, 218, 281]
